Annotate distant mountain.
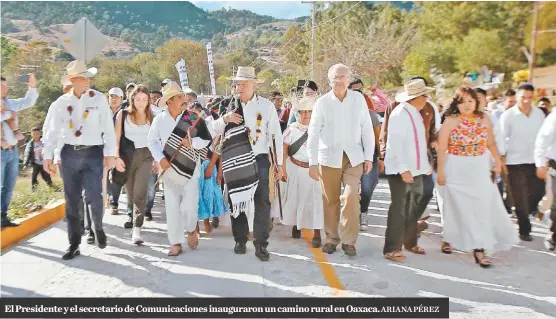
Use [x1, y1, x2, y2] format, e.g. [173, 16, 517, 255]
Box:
[0, 1, 281, 52]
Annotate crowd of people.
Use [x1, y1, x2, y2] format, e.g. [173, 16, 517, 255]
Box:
[1, 59, 555, 267]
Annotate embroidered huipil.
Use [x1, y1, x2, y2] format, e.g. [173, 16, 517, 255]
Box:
[384, 102, 430, 176]
[283, 123, 309, 163]
[43, 89, 117, 160]
[447, 115, 488, 156]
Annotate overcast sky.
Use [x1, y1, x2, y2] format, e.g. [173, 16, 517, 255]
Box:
[191, 1, 311, 19]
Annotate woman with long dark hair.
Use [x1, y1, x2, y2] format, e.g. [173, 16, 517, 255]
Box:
[437, 87, 517, 268]
[114, 84, 155, 245]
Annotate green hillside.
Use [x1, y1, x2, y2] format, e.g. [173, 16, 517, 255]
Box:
[0, 1, 278, 51]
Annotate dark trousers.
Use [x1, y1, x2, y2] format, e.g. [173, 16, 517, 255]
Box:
[497, 178, 514, 214]
[360, 159, 380, 213]
[507, 164, 545, 236]
[60, 145, 104, 246]
[383, 174, 425, 254]
[81, 190, 92, 233]
[31, 163, 53, 190]
[230, 155, 271, 248]
[124, 148, 154, 228]
[550, 173, 556, 241]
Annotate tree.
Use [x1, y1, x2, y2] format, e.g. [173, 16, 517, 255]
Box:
[455, 29, 509, 74]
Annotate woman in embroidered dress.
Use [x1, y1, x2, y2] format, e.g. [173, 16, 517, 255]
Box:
[272, 97, 323, 247]
[115, 85, 155, 245]
[437, 87, 518, 268]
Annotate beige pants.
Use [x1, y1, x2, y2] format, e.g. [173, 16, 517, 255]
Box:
[319, 153, 363, 246]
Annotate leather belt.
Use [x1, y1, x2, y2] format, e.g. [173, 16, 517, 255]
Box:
[290, 157, 309, 168]
[67, 144, 101, 151]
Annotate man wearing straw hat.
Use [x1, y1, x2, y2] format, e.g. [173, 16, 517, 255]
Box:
[43, 60, 117, 260]
[147, 81, 212, 256]
[210, 66, 283, 261]
[382, 78, 434, 261]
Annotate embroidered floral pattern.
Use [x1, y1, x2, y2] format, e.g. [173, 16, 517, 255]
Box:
[448, 115, 487, 156]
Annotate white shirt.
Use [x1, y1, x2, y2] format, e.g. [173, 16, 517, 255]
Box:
[1, 88, 39, 145]
[384, 102, 431, 176]
[124, 116, 150, 148]
[307, 90, 374, 168]
[151, 105, 165, 117]
[499, 105, 545, 165]
[534, 111, 556, 167]
[43, 89, 116, 160]
[148, 111, 210, 163]
[210, 95, 284, 165]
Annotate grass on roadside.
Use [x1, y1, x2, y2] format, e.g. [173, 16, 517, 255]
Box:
[8, 167, 65, 220]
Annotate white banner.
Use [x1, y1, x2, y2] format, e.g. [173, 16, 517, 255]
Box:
[206, 42, 217, 95]
[175, 58, 189, 90]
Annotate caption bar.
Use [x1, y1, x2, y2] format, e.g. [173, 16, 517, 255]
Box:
[0, 297, 448, 318]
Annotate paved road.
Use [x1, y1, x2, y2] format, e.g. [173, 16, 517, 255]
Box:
[2, 179, 555, 318]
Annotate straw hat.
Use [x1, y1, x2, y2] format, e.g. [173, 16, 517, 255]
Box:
[292, 96, 316, 112]
[395, 79, 435, 103]
[61, 60, 97, 86]
[230, 66, 264, 83]
[160, 81, 185, 107]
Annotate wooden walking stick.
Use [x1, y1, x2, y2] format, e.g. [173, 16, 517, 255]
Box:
[270, 134, 283, 220]
[154, 112, 203, 188]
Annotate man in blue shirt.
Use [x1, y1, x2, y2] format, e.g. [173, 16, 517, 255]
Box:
[1, 74, 39, 228]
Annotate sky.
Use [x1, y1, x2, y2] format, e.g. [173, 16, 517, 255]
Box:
[191, 1, 311, 19]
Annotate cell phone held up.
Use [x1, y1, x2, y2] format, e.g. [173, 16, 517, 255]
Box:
[18, 74, 30, 83]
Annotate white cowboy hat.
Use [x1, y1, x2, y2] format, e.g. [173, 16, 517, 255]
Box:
[230, 66, 264, 84]
[160, 81, 185, 107]
[61, 60, 97, 86]
[395, 79, 435, 103]
[293, 96, 316, 112]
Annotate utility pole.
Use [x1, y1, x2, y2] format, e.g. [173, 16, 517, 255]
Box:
[528, 1, 539, 83]
[302, 1, 316, 80]
[311, 2, 316, 81]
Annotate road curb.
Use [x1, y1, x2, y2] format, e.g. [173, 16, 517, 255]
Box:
[1, 202, 65, 251]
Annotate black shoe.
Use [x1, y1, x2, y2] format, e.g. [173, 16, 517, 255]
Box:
[342, 244, 357, 257]
[123, 217, 133, 229]
[292, 226, 301, 239]
[234, 242, 246, 254]
[86, 230, 95, 244]
[145, 211, 153, 221]
[311, 237, 322, 248]
[255, 245, 270, 261]
[1, 219, 20, 229]
[322, 243, 337, 254]
[96, 230, 107, 249]
[211, 217, 219, 228]
[520, 234, 533, 242]
[62, 245, 80, 260]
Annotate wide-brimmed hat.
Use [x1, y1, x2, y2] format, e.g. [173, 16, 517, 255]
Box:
[160, 81, 185, 107]
[61, 60, 97, 86]
[292, 96, 316, 112]
[230, 66, 264, 84]
[395, 79, 435, 103]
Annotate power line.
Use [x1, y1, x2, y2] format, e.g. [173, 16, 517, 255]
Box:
[250, 1, 363, 71]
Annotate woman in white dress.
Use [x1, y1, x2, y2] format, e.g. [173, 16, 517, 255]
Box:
[437, 87, 518, 268]
[272, 97, 324, 247]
